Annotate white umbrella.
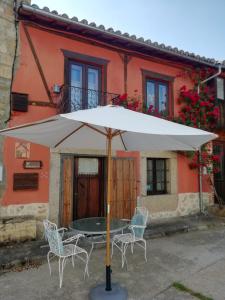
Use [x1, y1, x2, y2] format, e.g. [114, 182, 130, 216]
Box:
[0, 105, 217, 296]
[1, 105, 216, 151]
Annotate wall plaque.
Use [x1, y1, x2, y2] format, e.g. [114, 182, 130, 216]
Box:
[13, 173, 39, 191]
[23, 160, 42, 169]
[15, 142, 30, 159]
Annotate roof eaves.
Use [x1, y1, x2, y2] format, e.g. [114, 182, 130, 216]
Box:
[18, 2, 225, 69]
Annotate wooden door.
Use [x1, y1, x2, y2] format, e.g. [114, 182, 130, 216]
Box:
[61, 156, 74, 227]
[110, 158, 137, 219]
[74, 157, 104, 219]
[213, 142, 225, 202]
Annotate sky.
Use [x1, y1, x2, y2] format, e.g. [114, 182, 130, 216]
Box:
[31, 0, 225, 61]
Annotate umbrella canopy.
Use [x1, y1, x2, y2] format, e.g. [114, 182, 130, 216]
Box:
[0, 105, 217, 291]
[0, 105, 217, 151]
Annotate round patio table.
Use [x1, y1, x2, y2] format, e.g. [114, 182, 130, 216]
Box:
[69, 217, 129, 257]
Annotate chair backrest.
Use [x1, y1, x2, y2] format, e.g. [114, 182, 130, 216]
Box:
[135, 207, 148, 218]
[131, 207, 149, 239]
[43, 219, 64, 256]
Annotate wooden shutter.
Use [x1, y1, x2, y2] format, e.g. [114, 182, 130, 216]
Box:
[61, 156, 73, 226]
[111, 158, 137, 219]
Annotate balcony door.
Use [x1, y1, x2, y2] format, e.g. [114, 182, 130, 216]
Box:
[69, 62, 101, 111]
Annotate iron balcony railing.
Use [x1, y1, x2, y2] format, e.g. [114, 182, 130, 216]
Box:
[57, 85, 120, 113]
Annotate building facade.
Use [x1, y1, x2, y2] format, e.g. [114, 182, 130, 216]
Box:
[0, 1, 225, 242]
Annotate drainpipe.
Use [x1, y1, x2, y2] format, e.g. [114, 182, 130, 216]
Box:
[197, 62, 222, 213]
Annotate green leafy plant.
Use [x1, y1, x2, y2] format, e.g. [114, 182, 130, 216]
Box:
[173, 282, 213, 300]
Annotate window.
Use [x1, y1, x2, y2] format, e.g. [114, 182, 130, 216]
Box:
[213, 144, 224, 181]
[147, 158, 167, 195]
[216, 77, 224, 100]
[69, 62, 101, 111]
[63, 50, 109, 112]
[207, 77, 225, 127]
[142, 70, 173, 116]
[146, 79, 168, 113]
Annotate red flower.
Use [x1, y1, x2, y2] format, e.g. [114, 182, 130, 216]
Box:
[189, 162, 199, 169]
[200, 101, 206, 107]
[185, 106, 191, 112]
[203, 86, 209, 93]
[153, 108, 160, 117]
[119, 93, 127, 101]
[212, 155, 220, 162]
[212, 107, 220, 117]
[180, 85, 187, 91]
[190, 93, 199, 104]
[147, 105, 154, 113]
[132, 101, 139, 110]
[213, 167, 220, 174]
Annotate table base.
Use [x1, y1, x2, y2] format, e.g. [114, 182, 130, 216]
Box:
[89, 283, 128, 300]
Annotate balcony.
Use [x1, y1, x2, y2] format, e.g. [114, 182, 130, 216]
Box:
[56, 85, 120, 113]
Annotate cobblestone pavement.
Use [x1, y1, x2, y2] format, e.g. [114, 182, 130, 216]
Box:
[1, 227, 225, 299]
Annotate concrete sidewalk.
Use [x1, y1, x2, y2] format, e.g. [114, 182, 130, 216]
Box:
[0, 214, 225, 271]
[1, 225, 225, 299]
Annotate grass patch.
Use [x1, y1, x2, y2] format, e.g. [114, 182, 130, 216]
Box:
[172, 282, 213, 300]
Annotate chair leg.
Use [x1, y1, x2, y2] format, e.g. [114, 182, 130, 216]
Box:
[58, 257, 66, 288]
[111, 240, 114, 258]
[84, 252, 89, 279]
[47, 251, 52, 275]
[131, 242, 134, 254]
[89, 242, 94, 259]
[71, 254, 75, 268]
[122, 243, 129, 268]
[121, 243, 124, 268]
[143, 239, 147, 262]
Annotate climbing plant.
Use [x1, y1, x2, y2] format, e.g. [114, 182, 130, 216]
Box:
[114, 67, 221, 174]
[175, 67, 220, 174]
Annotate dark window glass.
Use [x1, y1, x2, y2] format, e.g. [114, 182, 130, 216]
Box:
[147, 158, 167, 195]
[69, 63, 101, 111]
[213, 144, 224, 181]
[146, 79, 168, 114]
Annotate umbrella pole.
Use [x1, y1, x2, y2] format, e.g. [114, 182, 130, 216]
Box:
[89, 129, 127, 298]
[106, 129, 112, 291]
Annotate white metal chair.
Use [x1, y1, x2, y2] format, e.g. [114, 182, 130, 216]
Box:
[43, 219, 89, 288]
[111, 207, 149, 268]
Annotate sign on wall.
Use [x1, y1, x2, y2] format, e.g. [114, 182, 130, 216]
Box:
[15, 142, 30, 159]
[13, 173, 39, 191]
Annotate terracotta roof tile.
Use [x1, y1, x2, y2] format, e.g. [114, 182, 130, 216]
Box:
[19, 3, 225, 67]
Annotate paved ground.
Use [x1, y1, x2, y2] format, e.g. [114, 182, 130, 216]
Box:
[1, 214, 225, 270]
[1, 226, 225, 300]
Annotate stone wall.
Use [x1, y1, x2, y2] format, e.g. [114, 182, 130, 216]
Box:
[0, 1, 33, 244]
[0, 203, 49, 239]
[0, 0, 17, 197]
[138, 192, 213, 221]
[0, 216, 36, 244]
